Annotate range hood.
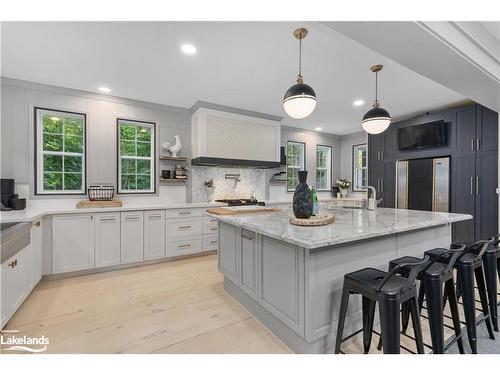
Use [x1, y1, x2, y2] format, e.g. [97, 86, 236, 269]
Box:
[191, 156, 281, 169]
[191, 107, 282, 170]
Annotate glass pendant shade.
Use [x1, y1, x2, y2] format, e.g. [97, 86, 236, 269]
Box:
[361, 106, 391, 134]
[283, 83, 317, 119]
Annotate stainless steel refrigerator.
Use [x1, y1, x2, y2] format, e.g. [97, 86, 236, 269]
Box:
[396, 157, 450, 212]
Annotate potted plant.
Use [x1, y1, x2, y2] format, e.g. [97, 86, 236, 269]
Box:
[336, 179, 351, 198]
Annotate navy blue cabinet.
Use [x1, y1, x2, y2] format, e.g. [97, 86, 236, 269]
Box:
[368, 103, 498, 244]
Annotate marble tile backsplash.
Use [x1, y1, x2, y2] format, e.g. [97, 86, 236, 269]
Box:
[190, 166, 267, 202]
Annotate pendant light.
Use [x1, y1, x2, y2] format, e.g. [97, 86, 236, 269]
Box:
[362, 64, 391, 134]
[283, 28, 317, 119]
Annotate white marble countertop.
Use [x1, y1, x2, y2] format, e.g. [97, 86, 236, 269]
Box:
[0, 201, 226, 223]
[208, 207, 472, 249]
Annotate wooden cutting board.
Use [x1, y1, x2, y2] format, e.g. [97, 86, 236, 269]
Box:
[76, 199, 123, 209]
[289, 213, 335, 226]
[206, 207, 281, 215]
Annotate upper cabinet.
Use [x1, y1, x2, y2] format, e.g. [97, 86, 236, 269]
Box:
[476, 106, 498, 153]
[191, 108, 281, 162]
[454, 105, 477, 154]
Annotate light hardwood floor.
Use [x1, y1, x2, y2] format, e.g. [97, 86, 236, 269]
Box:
[1, 254, 495, 354]
[2, 254, 292, 354]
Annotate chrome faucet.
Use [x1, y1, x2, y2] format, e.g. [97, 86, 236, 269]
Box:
[225, 173, 241, 182]
[360, 185, 377, 210]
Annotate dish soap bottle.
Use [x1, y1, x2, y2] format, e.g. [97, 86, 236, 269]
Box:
[311, 186, 319, 216]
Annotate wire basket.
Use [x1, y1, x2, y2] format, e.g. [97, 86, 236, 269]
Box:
[88, 185, 115, 201]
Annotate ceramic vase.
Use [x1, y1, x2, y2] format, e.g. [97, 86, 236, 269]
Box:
[293, 171, 313, 219]
[341, 188, 348, 198]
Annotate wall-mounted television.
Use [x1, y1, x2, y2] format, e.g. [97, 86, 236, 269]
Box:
[398, 121, 448, 151]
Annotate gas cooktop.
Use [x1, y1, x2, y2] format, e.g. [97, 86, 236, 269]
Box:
[215, 198, 265, 207]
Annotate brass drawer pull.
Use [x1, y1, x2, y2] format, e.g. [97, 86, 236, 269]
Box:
[100, 218, 116, 222]
[148, 215, 162, 219]
[34, 221, 41, 227]
[9, 259, 18, 268]
[209, 227, 217, 231]
[178, 211, 191, 215]
[210, 240, 218, 244]
[178, 225, 192, 230]
[241, 234, 253, 240]
[178, 244, 192, 248]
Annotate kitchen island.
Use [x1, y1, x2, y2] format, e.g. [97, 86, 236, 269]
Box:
[208, 207, 472, 353]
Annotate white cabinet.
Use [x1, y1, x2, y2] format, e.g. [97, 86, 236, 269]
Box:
[203, 235, 219, 252]
[1, 249, 27, 327]
[167, 237, 203, 257]
[1, 221, 44, 328]
[166, 217, 202, 238]
[144, 210, 166, 261]
[120, 211, 144, 264]
[95, 213, 121, 268]
[52, 214, 95, 274]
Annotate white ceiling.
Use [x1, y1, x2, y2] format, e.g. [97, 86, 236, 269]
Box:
[1, 22, 465, 135]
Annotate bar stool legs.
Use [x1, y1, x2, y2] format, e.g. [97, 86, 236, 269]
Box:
[474, 267, 495, 339]
[424, 278, 445, 353]
[482, 251, 499, 331]
[362, 296, 376, 354]
[444, 279, 466, 354]
[378, 299, 401, 354]
[334, 286, 351, 354]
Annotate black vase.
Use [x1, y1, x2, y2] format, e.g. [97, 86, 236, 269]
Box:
[293, 171, 313, 219]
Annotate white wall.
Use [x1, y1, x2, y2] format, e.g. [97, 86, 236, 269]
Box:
[1, 78, 191, 202]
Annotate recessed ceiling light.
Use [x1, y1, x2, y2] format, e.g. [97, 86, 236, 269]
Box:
[181, 44, 197, 55]
[315, 127, 322, 131]
[353, 99, 364, 106]
[98, 87, 111, 93]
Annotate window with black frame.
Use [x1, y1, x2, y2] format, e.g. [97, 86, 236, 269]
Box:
[352, 143, 367, 191]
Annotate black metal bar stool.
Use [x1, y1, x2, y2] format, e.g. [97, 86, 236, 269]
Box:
[385, 245, 466, 354]
[425, 239, 495, 354]
[479, 234, 500, 332]
[334, 256, 430, 354]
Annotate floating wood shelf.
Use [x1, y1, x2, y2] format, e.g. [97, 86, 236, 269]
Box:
[159, 178, 187, 183]
[159, 156, 189, 161]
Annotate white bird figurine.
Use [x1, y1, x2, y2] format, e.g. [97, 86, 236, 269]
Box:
[161, 135, 182, 157]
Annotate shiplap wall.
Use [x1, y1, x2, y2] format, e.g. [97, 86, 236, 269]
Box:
[1, 78, 191, 199]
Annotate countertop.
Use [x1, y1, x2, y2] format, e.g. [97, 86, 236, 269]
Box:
[207, 207, 472, 249]
[0, 201, 226, 223]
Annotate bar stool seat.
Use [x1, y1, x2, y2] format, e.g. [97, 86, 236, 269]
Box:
[346, 268, 411, 295]
[334, 256, 430, 354]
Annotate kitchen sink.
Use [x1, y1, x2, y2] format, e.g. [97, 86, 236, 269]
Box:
[1, 221, 31, 263]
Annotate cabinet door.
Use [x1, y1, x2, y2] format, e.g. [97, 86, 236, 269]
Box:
[52, 214, 94, 274]
[382, 125, 397, 161]
[368, 134, 382, 162]
[144, 210, 166, 261]
[476, 106, 498, 152]
[451, 155, 476, 245]
[31, 220, 43, 287]
[120, 212, 144, 264]
[454, 106, 476, 154]
[368, 162, 383, 200]
[95, 213, 121, 268]
[382, 161, 396, 208]
[218, 222, 239, 284]
[475, 151, 498, 241]
[240, 229, 258, 299]
[1, 250, 27, 327]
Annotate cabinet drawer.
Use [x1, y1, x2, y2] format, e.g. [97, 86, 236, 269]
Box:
[167, 217, 202, 238]
[167, 237, 202, 257]
[203, 234, 219, 251]
[203, 216, 219, 234]
[166, 208, 203, 219]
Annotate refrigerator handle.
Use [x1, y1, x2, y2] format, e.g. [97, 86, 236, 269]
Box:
[470, 176, 474, 195]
